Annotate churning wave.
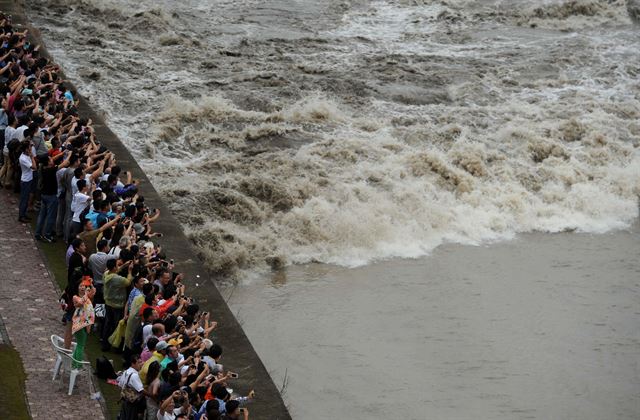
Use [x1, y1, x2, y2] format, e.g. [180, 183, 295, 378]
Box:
[27, 0, 640, 277]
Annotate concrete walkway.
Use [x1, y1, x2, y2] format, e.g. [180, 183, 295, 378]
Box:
[0, 190, 105, 419]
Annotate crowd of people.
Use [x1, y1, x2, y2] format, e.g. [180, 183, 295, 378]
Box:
[0, 12, 252, 420]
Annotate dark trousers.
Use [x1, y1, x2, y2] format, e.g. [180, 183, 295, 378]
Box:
[118, 397, 145, 420]
[63, 197, 72, 242]
[93, 283, 105, 305]
[35, 194, 58, 236]
[32, 171, 40, 209]
[18, 180, 32, 218]
[0, 129, 4, 166]
[101, 304, 123, 351]
[55, 196, 66, 237]
[92, 283, 105, 338]
[12, 159, 20, 193]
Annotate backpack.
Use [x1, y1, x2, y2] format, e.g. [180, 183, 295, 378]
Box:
[6, 138, 19, 160]
[96, 356, 117, 380]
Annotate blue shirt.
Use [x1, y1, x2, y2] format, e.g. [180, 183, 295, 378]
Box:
[127, 287, 143, 312]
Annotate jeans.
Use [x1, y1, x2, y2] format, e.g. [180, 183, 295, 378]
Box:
[101, 304, 123, 351]
[18, 180, 32, 218]
[32, 170, 40, 208]
[35, 194, 58, 236]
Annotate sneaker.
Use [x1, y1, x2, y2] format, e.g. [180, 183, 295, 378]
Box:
[18, 216, 30, 223]
[43, 235, 56, 243]
[34, 234, 43, 241]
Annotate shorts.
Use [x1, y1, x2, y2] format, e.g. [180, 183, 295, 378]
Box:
[63, 308, 74, 322]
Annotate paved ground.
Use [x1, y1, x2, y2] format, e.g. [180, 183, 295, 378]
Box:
[0, 190, 105, 419]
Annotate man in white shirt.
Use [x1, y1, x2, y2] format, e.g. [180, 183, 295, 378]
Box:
[14, 116, 29, 142]
[69, 179, 92, 241]
[118, 354, 146, 419]
[118, 355, 145, 391]
[18, 139, 35, 222]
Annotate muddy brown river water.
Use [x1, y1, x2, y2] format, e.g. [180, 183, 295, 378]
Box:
[25, 0, 640, 418]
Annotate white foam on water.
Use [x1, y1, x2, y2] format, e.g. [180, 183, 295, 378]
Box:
[26, 0, 640, 276]
[331, 1, 447, 42]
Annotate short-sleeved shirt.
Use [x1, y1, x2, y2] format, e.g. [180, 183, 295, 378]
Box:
[3, 126, 15, 153]
[71, 174, 92, 196]
[88, 251, 117, 284]
[142, 324, 154, 346]
[14, 125, 27, 142]
[71, 192, 90, 223]
[56, 167, 67, 197]
[119, 367, 143, 392]
[139, 351, 164, 384]
[78, 229, 100, 256]
[19, 153, 33, 182]
[48, 147, 62, 158]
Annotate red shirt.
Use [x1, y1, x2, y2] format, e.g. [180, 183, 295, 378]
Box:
[138, 298, 175, 318]
[48, 148, 62, 157]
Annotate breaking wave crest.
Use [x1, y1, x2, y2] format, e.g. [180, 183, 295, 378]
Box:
[25, 0, 640, 278]
[146, 93, 640, 277]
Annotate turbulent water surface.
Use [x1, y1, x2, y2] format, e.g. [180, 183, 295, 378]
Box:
[27, 0, 640, 275]
[26, 0, 640, 418]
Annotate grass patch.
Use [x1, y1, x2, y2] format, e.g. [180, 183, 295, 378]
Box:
[35, 233, 124, 420]
[0, 344, 30, 420]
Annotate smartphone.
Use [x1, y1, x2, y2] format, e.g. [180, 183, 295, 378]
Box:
[239, 408, 246, 413]
[230, 372, 238, 378]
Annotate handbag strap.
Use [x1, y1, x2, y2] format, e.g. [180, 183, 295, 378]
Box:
[124, 370, 132, 388]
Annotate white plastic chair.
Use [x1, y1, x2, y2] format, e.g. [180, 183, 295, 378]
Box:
[59, 351, 93, 395]
[50, 334, 77, 381]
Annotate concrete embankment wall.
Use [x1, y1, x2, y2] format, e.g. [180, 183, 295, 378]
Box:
[4, 0, 292, 418]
